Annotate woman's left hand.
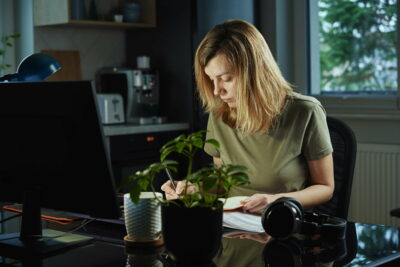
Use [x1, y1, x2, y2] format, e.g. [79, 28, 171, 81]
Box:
[240, 194, 281, 214]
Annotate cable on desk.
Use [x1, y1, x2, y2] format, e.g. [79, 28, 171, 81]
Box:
[29, 218, 97, 240]
[0, 218, 97, 243]
[2, 204, 82, 225]
[46, 218, 97, 239]
[0, 213, 22, 224]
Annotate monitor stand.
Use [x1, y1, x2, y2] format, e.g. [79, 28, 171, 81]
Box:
[0, 189, 94, 260]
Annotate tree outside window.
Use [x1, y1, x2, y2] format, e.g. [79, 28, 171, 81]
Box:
[318, 0, 397, 93]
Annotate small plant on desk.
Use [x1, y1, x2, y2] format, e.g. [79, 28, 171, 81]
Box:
[123, 130, 250, 263]
[125, 130, 249, 209]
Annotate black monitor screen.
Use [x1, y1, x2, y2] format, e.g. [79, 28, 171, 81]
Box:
[0, 81, 120, 219]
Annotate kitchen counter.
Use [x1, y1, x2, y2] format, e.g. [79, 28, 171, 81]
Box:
[103, 122, 190, 136]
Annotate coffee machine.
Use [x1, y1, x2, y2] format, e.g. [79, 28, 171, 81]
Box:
[97, 67, 165, 124]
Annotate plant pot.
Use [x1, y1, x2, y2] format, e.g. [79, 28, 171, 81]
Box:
[161, 200, 223, 263]
[124, 192, 162, 243]
[125, 246, 164, 267]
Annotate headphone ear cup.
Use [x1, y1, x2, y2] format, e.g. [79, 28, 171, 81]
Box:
[262, 197, 304, 239]
[266, 197, 304, 216]
[283, 197, 303, 214]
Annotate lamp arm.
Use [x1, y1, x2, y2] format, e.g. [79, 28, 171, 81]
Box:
[0, 73, 19, 82]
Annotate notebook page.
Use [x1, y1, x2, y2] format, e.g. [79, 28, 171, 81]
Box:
[223, 211, 265, 233]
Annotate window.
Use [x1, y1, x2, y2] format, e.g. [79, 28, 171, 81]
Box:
[310, 0, 398, 96]
[0, 0, 34, 78]
[0, 0, 17, 76]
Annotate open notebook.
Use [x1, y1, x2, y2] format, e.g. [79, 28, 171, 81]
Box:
[220, 196, 248, 210]
[220, 196, 265, 233]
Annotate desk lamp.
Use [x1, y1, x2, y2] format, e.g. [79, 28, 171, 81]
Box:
[0, 53, 61, 82]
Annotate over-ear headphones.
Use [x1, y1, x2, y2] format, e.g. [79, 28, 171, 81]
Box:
[261, 197, 347, 240]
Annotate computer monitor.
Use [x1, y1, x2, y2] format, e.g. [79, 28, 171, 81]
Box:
[0, 81, 120, 258]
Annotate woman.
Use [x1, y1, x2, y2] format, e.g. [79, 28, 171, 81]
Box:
[162, 19, 334, 215]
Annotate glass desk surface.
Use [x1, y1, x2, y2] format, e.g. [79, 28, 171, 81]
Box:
[0, 221, 399, 267]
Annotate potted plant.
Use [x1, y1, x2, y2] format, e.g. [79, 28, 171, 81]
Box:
[124, 130, 250, 263]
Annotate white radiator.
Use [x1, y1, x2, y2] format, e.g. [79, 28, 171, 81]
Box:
[348, 144, 400, 227]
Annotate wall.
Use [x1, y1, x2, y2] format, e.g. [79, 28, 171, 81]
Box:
[35, 27, 126, 81]
[32, 0, 257, 127]
[195, 0, 255, 132]
[125, 0, 196, 126]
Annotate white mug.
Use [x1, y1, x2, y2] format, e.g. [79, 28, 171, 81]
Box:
[114, 14, 123, 23]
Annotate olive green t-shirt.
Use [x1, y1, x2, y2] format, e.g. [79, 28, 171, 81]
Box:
[204, 92, 333, 196]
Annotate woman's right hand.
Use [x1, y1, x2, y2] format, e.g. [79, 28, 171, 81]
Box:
[160, 180, 198, 200]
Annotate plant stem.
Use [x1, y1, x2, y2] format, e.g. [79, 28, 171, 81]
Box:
[150, 184, 166, 204]
[186, 147, 197, 177]
[187, 157, 193, 178]
[216, 170, 222, 197]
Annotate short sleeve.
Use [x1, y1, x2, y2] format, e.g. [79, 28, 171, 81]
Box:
[204, 114, 221, 158]
[302, 104, 333, 161]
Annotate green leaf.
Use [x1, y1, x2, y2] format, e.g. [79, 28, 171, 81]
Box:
[160, 138, 178, 150]
[129, 186, 142, 205]
[176, 142, 185, 153]
[192, 138, 204, 148]
[231, 173, 250, 185]
[160, 146, 177, 161]
[227, 165, 247, 172]
[137, 176, 150, 190]
[202, 177, 218, 192]
[190, 192, 202, 201]
[205, 139, 220, 149]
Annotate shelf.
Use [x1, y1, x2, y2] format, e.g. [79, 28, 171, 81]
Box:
[34, 0, 156, 29]
[103, 123, 190, 137]
[35, 20, 156, 29]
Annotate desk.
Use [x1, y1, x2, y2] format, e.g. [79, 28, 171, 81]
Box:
[1, 222, 399, 266]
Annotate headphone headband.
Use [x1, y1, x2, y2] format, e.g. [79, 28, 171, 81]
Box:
[262, 197, 347, 240]
[301, 211, 347, 239]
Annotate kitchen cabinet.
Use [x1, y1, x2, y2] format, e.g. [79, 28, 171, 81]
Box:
[102, 123, 190, 192]
[33, 0, 156, 28]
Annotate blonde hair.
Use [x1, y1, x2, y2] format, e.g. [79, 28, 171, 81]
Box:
[194, 19, 293, 135]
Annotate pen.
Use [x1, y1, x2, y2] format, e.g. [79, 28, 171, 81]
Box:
[165, 168, 177, 190]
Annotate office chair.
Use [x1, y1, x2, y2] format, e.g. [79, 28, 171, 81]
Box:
[314, 116, 357, 219]
[390, 208, 400, 218]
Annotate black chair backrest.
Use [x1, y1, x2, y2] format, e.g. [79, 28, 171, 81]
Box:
[314, 116, 357, 219]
